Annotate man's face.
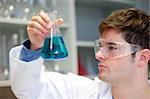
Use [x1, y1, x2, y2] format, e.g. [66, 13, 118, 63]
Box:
[95, 29, 139, 84]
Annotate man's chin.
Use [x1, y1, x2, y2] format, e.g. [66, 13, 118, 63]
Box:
[98, 73, 109, 82]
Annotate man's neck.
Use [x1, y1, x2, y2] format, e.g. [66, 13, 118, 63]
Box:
[111, 78, 150, 99]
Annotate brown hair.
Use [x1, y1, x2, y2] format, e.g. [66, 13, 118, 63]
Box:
[99, 8, 150, 49]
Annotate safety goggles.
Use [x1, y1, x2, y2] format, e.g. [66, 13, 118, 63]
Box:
[94, 39, 142, 59]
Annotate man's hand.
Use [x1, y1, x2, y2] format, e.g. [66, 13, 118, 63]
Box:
[27, 11, 64, 50]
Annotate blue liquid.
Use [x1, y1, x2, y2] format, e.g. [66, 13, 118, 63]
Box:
[41, 36, 68, 60]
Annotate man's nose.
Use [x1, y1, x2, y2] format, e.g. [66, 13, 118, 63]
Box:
[95, 50, 105, 61]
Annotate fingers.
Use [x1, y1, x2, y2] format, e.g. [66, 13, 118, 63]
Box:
[32, 11, 50, 28]
[27, 11, 50, 36]
[27, 11, 64, 37]
[39, 10, 64, 26]
[31, 15, 48, 29]
[28, 20, 48, 35]
[38, 11, 50, 23]
[27, 26, 45, 37]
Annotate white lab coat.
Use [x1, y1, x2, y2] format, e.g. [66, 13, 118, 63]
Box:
[9, 46, 113, 99]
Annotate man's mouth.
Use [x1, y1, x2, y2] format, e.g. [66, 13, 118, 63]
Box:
[98, 63, 109, 72]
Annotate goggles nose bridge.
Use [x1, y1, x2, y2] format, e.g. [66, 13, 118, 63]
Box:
[95, 49, 106, 60]
[94, 39, 110, 58]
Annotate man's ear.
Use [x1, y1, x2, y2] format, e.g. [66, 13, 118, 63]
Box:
[139, 49, 150, 66]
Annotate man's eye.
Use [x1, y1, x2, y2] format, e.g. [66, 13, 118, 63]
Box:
[108, 46, 117, 50]
[98, 43, 103, 48]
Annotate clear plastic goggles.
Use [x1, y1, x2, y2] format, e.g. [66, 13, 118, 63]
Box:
[94, 39, 142, 59]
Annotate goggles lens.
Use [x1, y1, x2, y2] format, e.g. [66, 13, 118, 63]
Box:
[94, 39, 142, 59]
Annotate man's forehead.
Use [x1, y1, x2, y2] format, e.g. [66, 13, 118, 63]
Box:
[100, 29, 127, 43]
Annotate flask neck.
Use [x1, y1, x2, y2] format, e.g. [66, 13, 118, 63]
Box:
[47, 23, 61, 37]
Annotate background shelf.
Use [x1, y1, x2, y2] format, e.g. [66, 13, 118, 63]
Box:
[77, 41, 94, 48]
[0, 80, 10, 87]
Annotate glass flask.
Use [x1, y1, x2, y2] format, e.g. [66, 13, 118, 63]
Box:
[41, 11, 68, 60]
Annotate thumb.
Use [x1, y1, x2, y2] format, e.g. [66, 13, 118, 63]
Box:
[55, 18, 64, 26]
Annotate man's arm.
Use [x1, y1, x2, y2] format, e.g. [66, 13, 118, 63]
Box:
[9, 11, 69, 98]
[9, 45, 44, 98]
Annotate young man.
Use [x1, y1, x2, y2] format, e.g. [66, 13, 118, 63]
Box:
[9, 8, 150, 99]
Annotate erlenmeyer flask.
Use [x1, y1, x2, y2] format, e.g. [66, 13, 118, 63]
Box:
[41, 11, 68, 60]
